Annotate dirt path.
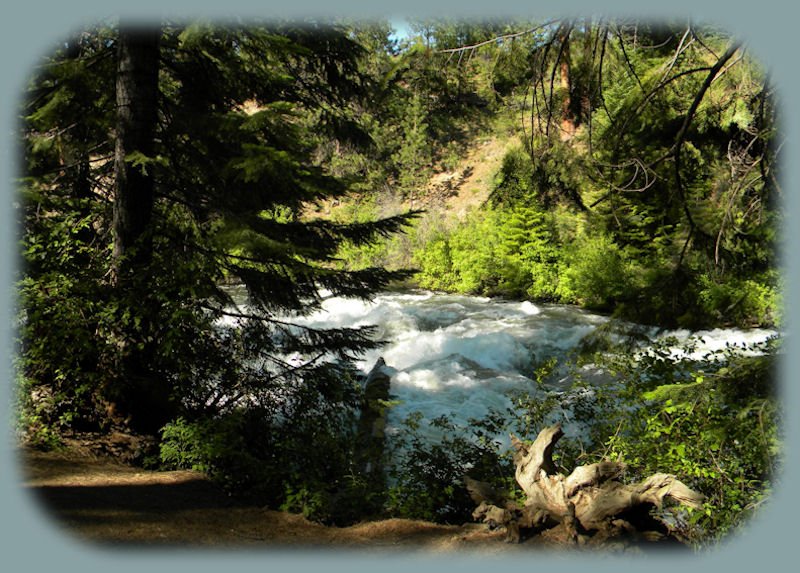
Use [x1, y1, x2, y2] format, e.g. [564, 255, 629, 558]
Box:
[19, 447, 516, 552]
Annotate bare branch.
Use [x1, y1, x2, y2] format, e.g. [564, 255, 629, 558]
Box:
[660, 26, 694, 84]
[435, 21, 560, 54]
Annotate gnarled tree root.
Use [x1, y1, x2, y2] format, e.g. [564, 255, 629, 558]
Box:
[466, 424, 704, 547]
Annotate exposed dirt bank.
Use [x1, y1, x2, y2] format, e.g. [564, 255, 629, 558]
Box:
[414, 135, 518, 217]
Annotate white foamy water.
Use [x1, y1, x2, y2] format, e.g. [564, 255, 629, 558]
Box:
[263, 291, 587, 443]
[654, 327, 779, 359]
[223, 287, 779, 446]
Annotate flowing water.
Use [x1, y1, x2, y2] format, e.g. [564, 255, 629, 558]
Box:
[274, 290, 777, 445]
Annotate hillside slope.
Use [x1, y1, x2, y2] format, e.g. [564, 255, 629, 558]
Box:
[411, 135, 518, 217]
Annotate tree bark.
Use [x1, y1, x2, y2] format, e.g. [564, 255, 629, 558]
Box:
[110, 25, 171, 434]
[558, 31, 577, 140]
[112, 25, 159, 278]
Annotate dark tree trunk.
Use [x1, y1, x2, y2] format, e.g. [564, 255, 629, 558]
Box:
[110, 26, 173, 434]
[112, 26, 159, 275]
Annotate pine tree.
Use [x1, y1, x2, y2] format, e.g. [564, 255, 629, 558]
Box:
[18, 21, 416, 435]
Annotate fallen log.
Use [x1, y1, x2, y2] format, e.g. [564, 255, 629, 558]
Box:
[466, 424, 705, 547]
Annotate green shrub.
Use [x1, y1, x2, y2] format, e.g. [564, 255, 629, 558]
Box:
[413, 202, 567, 299]
[558, 231, 635, 310]
[496, 203, 561, 299]
[447, 211, 504, 293]
[524, 334, 784, 545]
[159, 414, 271, 492]
[695, 271, 782, 327]
[413, 232, 461, 291]
[386, 410, 518, 524]
[158, 371, 370, 525]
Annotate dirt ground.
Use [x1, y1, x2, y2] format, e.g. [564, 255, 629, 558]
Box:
[426, 135, 518, 218]
[304, 134, 518, 223]
[18, 446, 520, 552]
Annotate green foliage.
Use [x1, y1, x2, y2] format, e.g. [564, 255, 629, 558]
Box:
[327, 20, 779, 329]
[15, 19, 783, 536]
[497, 203, 561, 300]
[519, 335, 783, 544]
[330, 20, 780, 330]
[17, 21, 418, 438]
[410, 125, 780, 327]
[396, 94, 432, 191]
[381, 331, 782, 543]
[160, 415, 266, 491]
[158, 368, 370, 524]
[694, 271, 782, 327]
[332, 19, 497, 201]
[413, 200, 566, 299]
[414, 210, 496, 294]
[413, 231, 462, 291]
[15, 186, 117, 432]
[504, 357, 566, 438]
[14, 378, 66, 451]
[558, 231, 638, 310]
[386, 410, 517, 523]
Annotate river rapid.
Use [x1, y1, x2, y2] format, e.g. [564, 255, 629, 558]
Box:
[273, 290, 777, 446]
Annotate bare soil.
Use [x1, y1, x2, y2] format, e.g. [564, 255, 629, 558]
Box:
[19, 445, 519, 552]
[423, 136, 518, 218]
[305, 134, 519, 222]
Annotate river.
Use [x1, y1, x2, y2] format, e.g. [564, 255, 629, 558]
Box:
[278, 290, 777, 446]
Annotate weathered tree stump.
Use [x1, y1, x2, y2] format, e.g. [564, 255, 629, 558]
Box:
[466, 424, 705, 547]
[354, 358, 392, 481]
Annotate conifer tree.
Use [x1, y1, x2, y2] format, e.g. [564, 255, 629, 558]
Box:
[18, 21, 416, 434]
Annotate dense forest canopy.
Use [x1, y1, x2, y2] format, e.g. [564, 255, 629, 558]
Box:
[343, 18, 781, 329]
[14, 17, 782, 546]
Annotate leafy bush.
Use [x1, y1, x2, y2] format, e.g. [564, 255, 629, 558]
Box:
[413, 231, 462, 291]
[695, 271, 782, 327]
[386, 410, 518, 524]
[158, 367, 372, 525]
[413, 202, 566, 299]
[159, 415, 266, 490]
[522, 334, 784, 544]
[558, 231, 637, 310]
[14, 378, 66, 451]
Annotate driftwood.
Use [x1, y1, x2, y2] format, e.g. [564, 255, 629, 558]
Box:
[466, 424, 705, 547]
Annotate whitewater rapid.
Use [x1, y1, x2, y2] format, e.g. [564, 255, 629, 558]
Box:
[279, 290, 777, 445]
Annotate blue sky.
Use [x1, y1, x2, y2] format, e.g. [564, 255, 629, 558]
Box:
[389, 18, 412, 42]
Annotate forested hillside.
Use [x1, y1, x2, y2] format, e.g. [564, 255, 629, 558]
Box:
[15, 18, 782, 549]
[327, 20, 781, 330]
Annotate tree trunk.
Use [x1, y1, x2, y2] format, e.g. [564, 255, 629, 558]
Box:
[559, 33, 576, 140]
[110, 25, 172, 434]
[112, 25, 159, 276]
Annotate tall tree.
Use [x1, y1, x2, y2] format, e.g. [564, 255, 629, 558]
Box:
[112, 26, 159, 277]
[18, 21, 416, 436]
[108, 26, 167, 432]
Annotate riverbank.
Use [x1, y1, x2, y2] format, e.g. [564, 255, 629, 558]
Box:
[19, 444, 517, 551]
